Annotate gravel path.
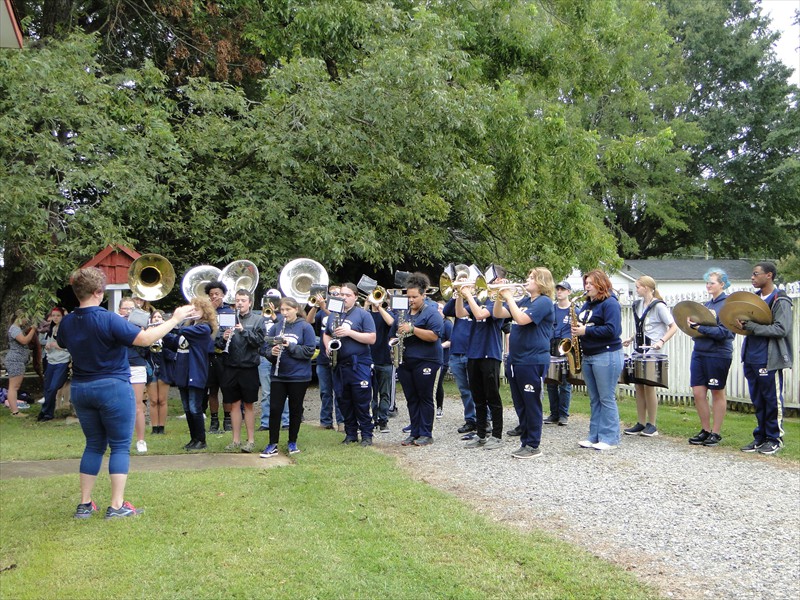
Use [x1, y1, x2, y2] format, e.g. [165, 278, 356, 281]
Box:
[303, 388, 800, 599]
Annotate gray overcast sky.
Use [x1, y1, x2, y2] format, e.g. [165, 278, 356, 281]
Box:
[762, 0, 800, 86]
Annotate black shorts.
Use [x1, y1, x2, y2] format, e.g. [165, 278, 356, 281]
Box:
[220, 366, 260, 404]
[207, 353, 225, 389]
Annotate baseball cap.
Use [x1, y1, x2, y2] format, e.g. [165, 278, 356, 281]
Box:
[556, 280, 572, 291]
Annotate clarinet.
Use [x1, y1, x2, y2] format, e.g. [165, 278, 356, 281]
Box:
[274, 318, 287, 376]
[223, 309, 239, 354]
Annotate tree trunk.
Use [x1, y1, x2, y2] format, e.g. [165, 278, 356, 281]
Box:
[40, 0, 74, 38]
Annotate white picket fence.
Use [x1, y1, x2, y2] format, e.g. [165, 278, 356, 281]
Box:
[614, 283, 799, 408]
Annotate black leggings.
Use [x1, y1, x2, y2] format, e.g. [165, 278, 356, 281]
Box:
[269, 380, 309, 444]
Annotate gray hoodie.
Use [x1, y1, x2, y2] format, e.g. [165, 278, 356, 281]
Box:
[744, 291, 793, 371]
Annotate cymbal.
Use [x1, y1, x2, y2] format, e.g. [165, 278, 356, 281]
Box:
[718, 292, 772, 335]
[672, 301, 717, 338]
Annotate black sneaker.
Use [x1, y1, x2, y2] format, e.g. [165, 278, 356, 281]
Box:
[702, 433, 722, 447]
[741, 440, 765, 453]
[360, 438, 373, 447]
[188, 440, 207, 450]
[222, 419, 232, 432]
[379, 424, 389, 433]
[758, 440, 781, 455]
[105, 501, 143, 519]
[688, 429, 710, 445]
[542, 415, 559, 425]
[457, 422, 476, 434]
[558, 417, 569, 426]
[506, 425, 522, 437]
[341, 437, 358, 445]
[74, 501, 98, 519]
[209, 416, 220, 433]
[624, 423, 645, 435]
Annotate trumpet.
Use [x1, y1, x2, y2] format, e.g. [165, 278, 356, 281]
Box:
[487, 282, 527, 301]
[366, 286, 388, 306]
[452, 276, 489, 304]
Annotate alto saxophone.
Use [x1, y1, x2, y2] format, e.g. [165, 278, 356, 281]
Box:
[327, 313, 343, 368]
[389, 310, 409, 368]
[558, 301, 582, 374]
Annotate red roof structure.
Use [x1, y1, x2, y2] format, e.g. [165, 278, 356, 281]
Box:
[81, 245, 141, 285]
[1, 0, 23, 49]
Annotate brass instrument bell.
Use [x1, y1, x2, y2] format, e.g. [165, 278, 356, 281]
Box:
[181, 265, 223, 301]
[128, 254, 176, 302]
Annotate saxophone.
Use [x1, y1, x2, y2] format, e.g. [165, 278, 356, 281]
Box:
[558, 301, 582, 374]
[327, 313, 343, 368]
[389, 310, 408, 368]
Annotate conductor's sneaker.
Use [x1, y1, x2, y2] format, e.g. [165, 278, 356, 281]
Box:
[402, 424, 412, 433]
[464, 436, 487, 449]
[758, 440, 781, 455]
[74, 501, 98, 519]
[260, 443, 278, 458]
[542, 414, 559, 425]
[689, 429, 710, 445]
[401, 436, 418, 446]
[136, 440, 148, 453]
[104, 501, 143, 519]
[482, 436, 503, 450]
[288, 442, 301, 454]
[740, 440, 765, 453]
[240, 441, 255, 453]
[413, 436, 434, 446]
[506, 425, 523, 437]
[592, 442, 618, 451]
[557, 417, 569, 426]
[702, 433, 722, 447]
[512, 446, 542, 459]
[578, 439, 595, 448]
[457, 422, 476, 434]
[640, 423, 658, 437]
[624, 423, 645, 435]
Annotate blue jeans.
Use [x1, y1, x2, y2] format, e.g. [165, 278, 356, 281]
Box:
[71, 378, 136, 475]
[546, 376, 572, 421]
[259, 356, 287, 428]
[582, 350, 623, 445]
[449, 354, 475, 423]
[41, 361, 69, 419]
[371, 363, 392, 425]
[180, 386, 206, 443]
[317, 363, 343, 426]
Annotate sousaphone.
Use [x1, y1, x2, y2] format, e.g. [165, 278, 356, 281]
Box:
[181, 265, 223, 301]
[220, 260, 259, 305]
[672, 301, 718, 339]
[718, 291, 772, 335]
[128, 254, 176, 302]
[279, 258, 329, 304]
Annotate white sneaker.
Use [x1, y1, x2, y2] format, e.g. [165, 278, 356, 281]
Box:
[593, 442, 618, 451]
[578, 440, 595, 448]
[136, 440, 148, 453]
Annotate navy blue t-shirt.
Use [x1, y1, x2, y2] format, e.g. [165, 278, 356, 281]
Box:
[325, 306, 376, 363]
[464, 299, 503, 361]
[508, 296, 554, 365]
[742, 290, 775, 365]
[389, 303, 443, 363]
[57, 306, 141, 382]
[369, 309, 394, 365]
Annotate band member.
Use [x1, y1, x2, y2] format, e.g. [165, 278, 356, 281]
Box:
[393, 273, 443, 446]
[436, 301, 453, 418]
[117, 297, 150, 453]
[307, 285, 344, 429]
[492, 268, 555, 458]
[456, 268, 505, 449]
[58, 267, 196, 519]
[572, 270, 624, 451]
[323, 283, 376, 445]
[5, 312, 37, 417]
[260, 298, 316, 457]
[442, 266, 477, 435]
[622, 276, 678, 437]
[259, 289, 289, 432]
[146, 310, 173, 435]
[739, 262, 793, 455]
[205, 281, 234, 433]
[545, 281, 573, 426]
[38, 307, 71, 422]
[687, 269, 735, 447]
[367, 294, 395, 433]
[217, 289, 265, 453]
[164, 297, 217, 450]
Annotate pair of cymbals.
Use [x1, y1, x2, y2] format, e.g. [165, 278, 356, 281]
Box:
[672, 301, 718, 338]
[718, 291, 772, 335]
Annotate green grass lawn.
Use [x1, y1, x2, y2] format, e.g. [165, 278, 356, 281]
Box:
[1, 411, 657, 600]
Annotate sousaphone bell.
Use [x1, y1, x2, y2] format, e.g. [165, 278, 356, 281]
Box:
[220, 260, 259, 305]
[279, 258, 329, 304]
[181, 265, 223, 301]
[128, 253, 176, 302]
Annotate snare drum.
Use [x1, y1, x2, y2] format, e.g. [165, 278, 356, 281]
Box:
[618, 355, 634, 385]
[544, 356, 567, 385]
[632, 353, 669, 388]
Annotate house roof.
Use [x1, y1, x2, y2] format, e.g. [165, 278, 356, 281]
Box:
[619, 259, 754, 282]
[81, 245, 141, 285]
[1, 0, 23, 49]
